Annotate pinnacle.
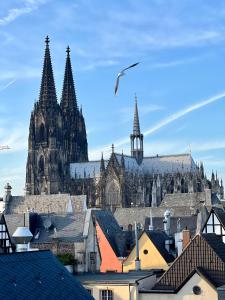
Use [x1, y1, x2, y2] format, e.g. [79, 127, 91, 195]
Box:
[60, 46, 78, 112]
[39, 36, 57, 108]
[133, 95, 141, 135]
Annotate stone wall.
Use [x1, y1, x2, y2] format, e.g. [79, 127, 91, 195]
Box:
[160, 190, 212, 208]
[31, 241, 75, 255]
[7, 194, 87, 214]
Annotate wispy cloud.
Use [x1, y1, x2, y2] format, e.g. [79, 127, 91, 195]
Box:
[0, 68, 40, 81]
[150, 56, 203, 69]
[0, 124, 27, 152]
[0, 0, 47, 26]
[80, 59, 119, 71]
[0, 79, 16, 92]
[143, 91, 225, 136]
[89, 91, 225, 159]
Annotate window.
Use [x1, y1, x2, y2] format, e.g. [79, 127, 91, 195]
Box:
[100, 290, 113, 300]
[86, 289, 92, 295]
[88, 252, 96, 272]
[143, 249, 148, 255]
[193, 285, 201, 295]
[128, 224, 132, 231]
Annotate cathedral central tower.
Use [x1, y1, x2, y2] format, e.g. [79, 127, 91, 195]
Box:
[130, 96, 144, 164]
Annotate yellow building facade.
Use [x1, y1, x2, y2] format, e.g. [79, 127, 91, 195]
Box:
[78, 271, 155, 300]
[139, 272, 218, 300]
[123, 231, 172, 272]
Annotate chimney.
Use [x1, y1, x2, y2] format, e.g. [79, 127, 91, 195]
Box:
[12, 227, 33, 252]
[163, 209, 171, 236]
[182, 228, 191, 250]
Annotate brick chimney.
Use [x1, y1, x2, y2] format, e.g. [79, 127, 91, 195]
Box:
[182, 228, 191, 250]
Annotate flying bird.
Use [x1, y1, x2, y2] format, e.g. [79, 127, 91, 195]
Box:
[114, 62, 139, 95]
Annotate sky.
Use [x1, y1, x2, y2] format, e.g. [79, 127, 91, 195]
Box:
[0, 0, 225, 195]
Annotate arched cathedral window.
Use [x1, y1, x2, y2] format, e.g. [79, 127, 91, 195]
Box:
[38, 156, 45, 176]
[39, 123, 45, 142]
[105, 180, 121, 207]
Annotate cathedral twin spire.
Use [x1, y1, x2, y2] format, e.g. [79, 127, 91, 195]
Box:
[39, 36, 78, 112]
[39, 36, 57, 108]
[60, 46, 78, 113]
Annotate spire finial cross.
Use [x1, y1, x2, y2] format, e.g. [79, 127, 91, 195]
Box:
[66, 46, 70, 55]
[112, 144, 114, 153]
[45, 36, 50, 45]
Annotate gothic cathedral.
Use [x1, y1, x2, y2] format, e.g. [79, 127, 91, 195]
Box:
[26, 37, 224, 209]
[26, 37, 88, 195]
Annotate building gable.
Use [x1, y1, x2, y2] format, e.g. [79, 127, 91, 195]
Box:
[123, 231, 169, 272]
[153, 234, 225, 291]
[202, 207, 225, 242]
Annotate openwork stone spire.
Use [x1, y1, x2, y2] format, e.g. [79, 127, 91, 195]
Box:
[133, 95, 140, 135]
[39, 36, 57, 108]
[130, 94, 143, 164]
[60, 46, 77, 112]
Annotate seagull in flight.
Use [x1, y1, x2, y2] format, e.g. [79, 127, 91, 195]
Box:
[114, 62, 139, 95]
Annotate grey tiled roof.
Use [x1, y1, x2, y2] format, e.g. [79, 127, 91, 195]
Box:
[70, 152, 196, 179]
[32, 213, 85, 243]
[114, 207, 198, 235]
[0, 250, 94, 300]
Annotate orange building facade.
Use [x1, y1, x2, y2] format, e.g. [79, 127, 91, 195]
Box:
[95, 221, 123, 272]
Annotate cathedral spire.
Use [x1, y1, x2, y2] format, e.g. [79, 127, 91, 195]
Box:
[130, 95, 144, 164]
[133, 94, 140, 135]
[39, 36, 57, 108]
[60, 46, 77, 112]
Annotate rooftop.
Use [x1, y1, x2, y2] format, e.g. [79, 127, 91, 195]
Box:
[0, 250, 93, 300]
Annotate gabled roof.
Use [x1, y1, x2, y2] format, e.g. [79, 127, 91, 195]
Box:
[152, 234, 225, 292]
[145, 230, 174, 263]
[0, 250, 94, 300]
[93, 210, 128, 257]
[206, 206, 225, 229]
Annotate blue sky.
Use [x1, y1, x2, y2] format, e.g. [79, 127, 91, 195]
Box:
[0, 0, 225, 195]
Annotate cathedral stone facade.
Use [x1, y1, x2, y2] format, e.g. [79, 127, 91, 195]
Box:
[26, 37, 88, 195]
[26, 37, 224, 208]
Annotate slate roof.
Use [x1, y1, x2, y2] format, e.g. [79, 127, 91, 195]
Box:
[70, 152, 196, 179]
[145, 230, 174, 263]
[114, 207, 198, 235]
[93, 210, 129, 257]
[115, 154, 140, 172]
[8, 194, 87, 214]
[4, 214, 29, 243]
[141, 153, 196, 174]
[32, 213, 85, 243]
[70, 160, 108, 179]
[0, 250, 94, 300]
[152, 233, 225, 292]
